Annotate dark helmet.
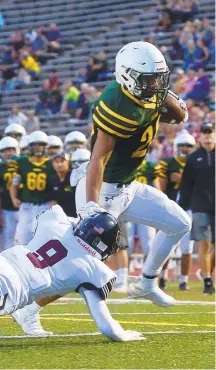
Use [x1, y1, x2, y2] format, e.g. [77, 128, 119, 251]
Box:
[74, 212, 121, 261]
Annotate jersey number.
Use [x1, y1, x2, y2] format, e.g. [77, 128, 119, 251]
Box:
[27, 172, 47, 191]
[27, 240, 68, 269]
[4, 173, 13, 191]
[131, 114, 160, 159]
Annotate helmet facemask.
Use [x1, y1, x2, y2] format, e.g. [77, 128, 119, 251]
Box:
[128, 68, 170, 105]
[29, 142, 47, 157]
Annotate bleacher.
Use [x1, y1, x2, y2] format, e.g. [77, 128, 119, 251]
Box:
[0, 0, 215, 137]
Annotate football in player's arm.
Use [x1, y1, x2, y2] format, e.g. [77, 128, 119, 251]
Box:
[0, 205, 144, 342]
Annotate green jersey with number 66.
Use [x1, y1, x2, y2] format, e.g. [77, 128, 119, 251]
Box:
[13, 156, 54, 204]
[0, 159, 19, 211]
[91, 81, 162, 184]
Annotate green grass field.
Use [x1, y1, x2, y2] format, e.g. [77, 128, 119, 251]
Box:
[0, 282, 215, 369]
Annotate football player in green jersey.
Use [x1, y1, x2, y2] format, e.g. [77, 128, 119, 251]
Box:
[10, 131, 54, 245]
[0, 137, 19, 250]
[73, 41, 191, 307]
[159, 132, 196, 290]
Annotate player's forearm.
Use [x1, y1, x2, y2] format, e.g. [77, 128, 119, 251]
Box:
[10, 183, 18, 202]
[80, 288, 129, 341]
[86, 158, 105, 203]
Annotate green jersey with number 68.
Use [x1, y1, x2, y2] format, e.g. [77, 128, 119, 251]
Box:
[0, 159, 19, 211]
[137, 160, 161, 186]
[13, 156, 54, 204]
[91, 81, 162, 184]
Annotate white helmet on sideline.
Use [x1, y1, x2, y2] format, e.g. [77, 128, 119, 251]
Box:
[174, 132, 196, 157]
[64, 131, 87, 152]
[28, 131, 48, 156]
[0, 136, 19, 152]
[4, 123, 26, 140]
[48, 135, 63, 148]
[115, 41, 169, 104]
[71, 148, 91, 169]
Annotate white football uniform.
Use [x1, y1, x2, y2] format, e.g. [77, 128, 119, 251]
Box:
[0, 205, 116, 316]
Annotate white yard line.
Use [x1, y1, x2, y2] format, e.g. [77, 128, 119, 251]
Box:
[40, 312, 215, 316]
[0, 330, 214, 340]
[57, 297, 216, 306]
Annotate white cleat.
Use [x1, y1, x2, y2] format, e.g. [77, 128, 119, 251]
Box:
[12, 304, 53, 337]
[128, 276, 176, 307]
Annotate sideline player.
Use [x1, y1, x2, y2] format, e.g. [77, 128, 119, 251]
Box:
[10, 130, 54, 244]
[0, 205, 144, 342]
[159, 132, 196, 290]
[47, 135, 63, 157]
[64, 131, 87, 156]
[74, 41, 191, 306]
[4, 123, 26, 142]
[0, 137, 19, 250]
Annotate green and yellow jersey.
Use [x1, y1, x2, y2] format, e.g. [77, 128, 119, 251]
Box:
[13, 156, 55, 204]
[0, 159, 19, 211]
[91, 81, 162, 184]
[159, 156, 186, 201]
[137, 160, 161, 186]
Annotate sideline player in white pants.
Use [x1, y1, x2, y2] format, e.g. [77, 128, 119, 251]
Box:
[0, 137, 20, 250]
[0, 205, 144, 342]
[73, 42, 191, 307]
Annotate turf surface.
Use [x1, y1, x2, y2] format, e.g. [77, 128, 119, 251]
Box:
[0, 282, 215, 369]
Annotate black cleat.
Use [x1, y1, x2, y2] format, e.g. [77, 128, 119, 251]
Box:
[159, 277, 167, 290]
[179, 282, 189, 291]
[203, 278, 215, 295]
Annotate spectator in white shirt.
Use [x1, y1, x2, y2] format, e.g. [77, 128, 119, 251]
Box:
[25, 28, 37, 43]
[8, 106, 28, 126]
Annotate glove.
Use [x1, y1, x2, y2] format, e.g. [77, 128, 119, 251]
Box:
[85, 201, 107, 217]
[179, 98, 188, 123]
[121, 330, 146, 342]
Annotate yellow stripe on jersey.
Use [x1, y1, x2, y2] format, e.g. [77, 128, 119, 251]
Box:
[28, 157, 49, 167]
[100, 101, 138, 126]
[121, 86, 157, 110]
[93, 114, 131, 138]
[96, 106, 137, 132]
[160, 160, 168, 167]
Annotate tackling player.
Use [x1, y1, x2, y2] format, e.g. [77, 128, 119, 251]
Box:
[74, 41, 191, 306]
[0, 137, 19, 250]
[0, 205, 144, 342]
[10, 130, 55, 244]
[159, 132, 196, 290]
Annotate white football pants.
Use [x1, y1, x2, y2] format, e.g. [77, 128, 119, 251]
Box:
[76, 178, 191, 276]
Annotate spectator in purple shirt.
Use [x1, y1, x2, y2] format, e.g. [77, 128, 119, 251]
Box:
[46, 23, 61, 53]
[184, 68, 210, 101]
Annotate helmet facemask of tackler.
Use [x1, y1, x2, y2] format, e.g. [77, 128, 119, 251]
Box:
[74, 212, 121, 262]
[115, 41, 170, 106]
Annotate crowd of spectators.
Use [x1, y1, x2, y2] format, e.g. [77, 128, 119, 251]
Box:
[0, 1, 215, 163]
[0, 23, 61, 91]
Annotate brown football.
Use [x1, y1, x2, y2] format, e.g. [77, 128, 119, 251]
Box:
[159, 92, 185, 124]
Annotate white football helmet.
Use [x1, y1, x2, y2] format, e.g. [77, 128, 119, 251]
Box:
[174, 132, 196, 157]
[28, 131, 48, 156]
[0, 136, 19, 152]
[115, 41, 170, 103]
[19, 135, 29, 150]
[48, 135, 63, 149]
[71, 148, 91, 169]
[4, 123, 26, 140]
[64, 131, 86, 146]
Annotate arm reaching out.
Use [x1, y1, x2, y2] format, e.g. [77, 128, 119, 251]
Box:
[79, 287, 145, 342]
[85, 130, 116, 216]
